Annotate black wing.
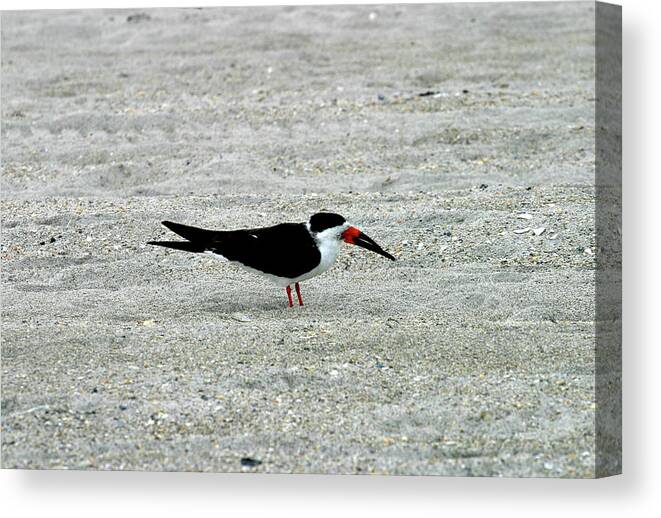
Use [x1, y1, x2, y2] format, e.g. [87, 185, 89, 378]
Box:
[210, 223, 321, 279]
[150, 221, 321, 279]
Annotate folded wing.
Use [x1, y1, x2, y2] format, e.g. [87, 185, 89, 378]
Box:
[149, 220, 322, 279]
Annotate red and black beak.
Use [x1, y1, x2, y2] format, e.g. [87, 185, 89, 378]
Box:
[341, 226, 396, 261]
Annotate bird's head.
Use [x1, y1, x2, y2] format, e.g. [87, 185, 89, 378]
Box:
[308, 212, 396, 261]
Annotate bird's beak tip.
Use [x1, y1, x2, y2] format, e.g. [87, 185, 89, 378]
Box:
[347, 229, 396, 261]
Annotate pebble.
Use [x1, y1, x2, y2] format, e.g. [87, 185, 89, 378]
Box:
[126, 13, 151, 23]
[240, 457, 262, 468]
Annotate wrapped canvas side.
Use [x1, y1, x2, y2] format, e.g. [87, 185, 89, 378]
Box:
[595, 1, 622, 478]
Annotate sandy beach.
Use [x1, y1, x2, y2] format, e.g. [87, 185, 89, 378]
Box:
[1, 3, 598, 476]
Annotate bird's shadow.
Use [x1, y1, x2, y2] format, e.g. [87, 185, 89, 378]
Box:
[177, 294, 348, 318]
[194, 297, 292, 315]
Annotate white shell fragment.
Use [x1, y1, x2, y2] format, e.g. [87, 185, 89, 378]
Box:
[532, 227, 546, 236]
[513, 228, 531, 234]
[231, 313, 252, 323]
[516, 213, 533, 220]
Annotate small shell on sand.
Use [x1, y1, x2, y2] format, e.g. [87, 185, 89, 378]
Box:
[532, 227, 546, 236]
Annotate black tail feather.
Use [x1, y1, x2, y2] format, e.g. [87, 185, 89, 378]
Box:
[161, 220, 217, 243]
[147, 241, 207, 253]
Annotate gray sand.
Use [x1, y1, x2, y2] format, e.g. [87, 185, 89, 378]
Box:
[1, 3, 598, 476]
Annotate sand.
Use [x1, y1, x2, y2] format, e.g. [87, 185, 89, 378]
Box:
[1, 3, 598, 476]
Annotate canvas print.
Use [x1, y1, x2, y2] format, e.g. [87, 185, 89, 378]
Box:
[1, 2, 621, 477]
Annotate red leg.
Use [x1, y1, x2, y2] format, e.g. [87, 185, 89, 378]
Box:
[295, 282, 303, 306]
[285, 285, 293, 307]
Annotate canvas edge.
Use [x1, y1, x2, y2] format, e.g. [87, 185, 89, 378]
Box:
[594, 0, 622, 478]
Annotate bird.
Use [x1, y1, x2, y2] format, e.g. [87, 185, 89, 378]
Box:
[147, 212, 395, 307]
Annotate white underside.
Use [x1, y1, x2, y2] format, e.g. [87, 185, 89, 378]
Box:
[203, 223, 348, 287]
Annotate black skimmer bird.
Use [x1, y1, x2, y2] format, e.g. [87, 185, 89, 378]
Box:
[148, 212, 396, 307]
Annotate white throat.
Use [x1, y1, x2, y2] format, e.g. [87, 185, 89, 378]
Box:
[288, 222, 349, 284]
